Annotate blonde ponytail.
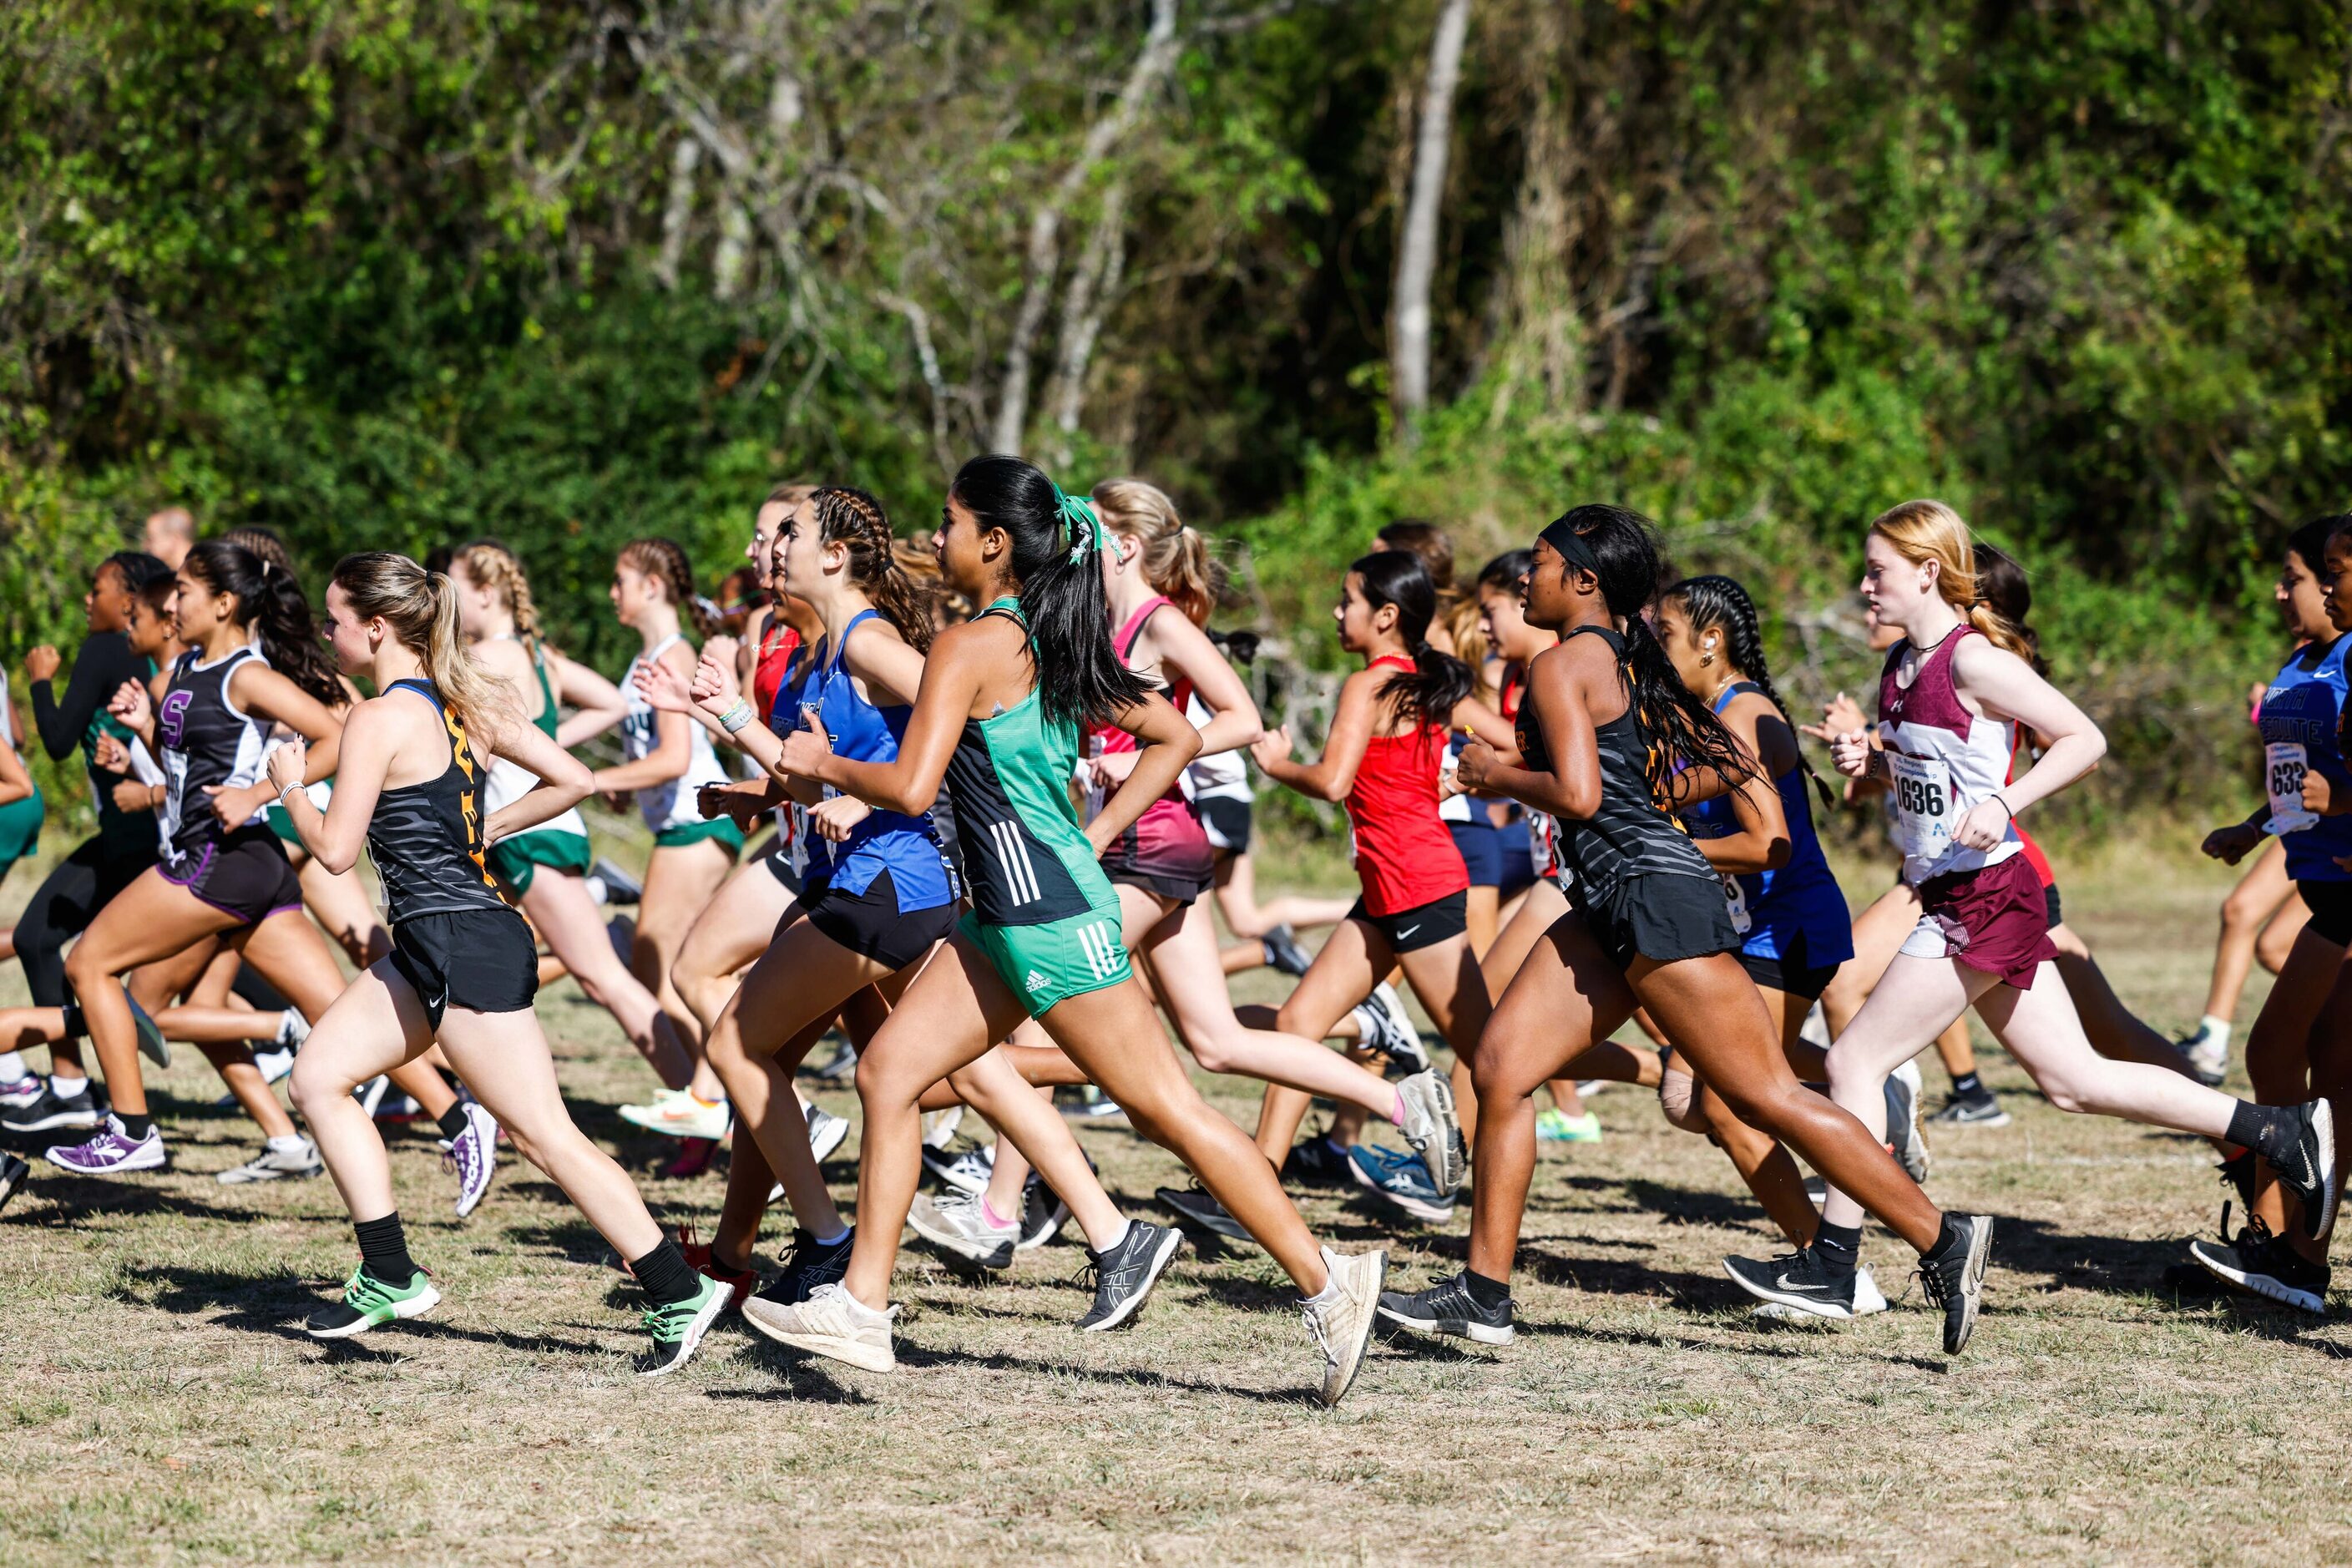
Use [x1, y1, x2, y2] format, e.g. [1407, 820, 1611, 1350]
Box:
[333, 552, 517, 751]
[1867, 499, 2034, 660]
[1091, 478, 1226, 627]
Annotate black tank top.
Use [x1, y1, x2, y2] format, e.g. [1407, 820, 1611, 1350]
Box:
[1514, 626, 1714, 904]
[157, 645, 271, 862]
[366, 680, 509, 924]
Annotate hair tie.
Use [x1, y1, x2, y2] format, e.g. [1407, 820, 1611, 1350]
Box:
[1050, 483, 1105, 565]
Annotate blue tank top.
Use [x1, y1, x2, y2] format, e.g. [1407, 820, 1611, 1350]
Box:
[777, 609, 955, 909]
[1682, 683, 1855, 966]
[2260, 635, 2352, 883]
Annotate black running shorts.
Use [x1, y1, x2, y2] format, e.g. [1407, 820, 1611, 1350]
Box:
[389, 908, 539, 1029]
[802, 870, 958, 971]
[161, 827, 306, 928]
[1346, 888, 1469, 953]
[1197, 796, 1251, 855]
[763, 837, 803, 893]
[1735, 933, 1844, 1000]
[2298, 879, 2352, 948]
[1581, 873, 1741, 971]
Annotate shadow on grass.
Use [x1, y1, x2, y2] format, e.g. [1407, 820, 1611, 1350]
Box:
[14, 1179, 260, 1227]
[111, 1262, 619, 1357]
[888, 1340, 1322, 1406]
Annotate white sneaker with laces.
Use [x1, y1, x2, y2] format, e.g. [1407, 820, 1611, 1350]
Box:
[1302, 1245, 1386, 1407]
[740, 1281, 898, 1373]
[620, 1087, 731, 1141]
[804, 1101, 849, 1163]
[218, 1136, 323, 1185]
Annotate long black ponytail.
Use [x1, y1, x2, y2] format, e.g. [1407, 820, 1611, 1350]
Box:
[181, 539, 343, 707]
[1549, 505, 1754, 799]
[950, 455, 1147, 730]
[1350, 551, 1474, 730]
[1662, 573, 1831, 812]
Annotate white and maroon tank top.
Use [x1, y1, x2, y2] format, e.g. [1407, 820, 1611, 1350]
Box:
[1876, 626, 2020, 885]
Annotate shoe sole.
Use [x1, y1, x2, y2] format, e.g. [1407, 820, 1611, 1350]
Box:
[307, 1283, 443, 1340]
[1156, 1189, 1256, 1245]
[45, 1150, 168, 1176]
[739, 1305, 898, 1373]
[1079, 1227, 1184, 1333]
[906, 1210, 1016, 1272]
[453, 1166, 496, 1219]
[1412, 1075, 1468, 1196]
[808, 1122, 850, 1163]
[8, 1110, 102, 1134]
[2188, 1240, 2328, 1315]
[1375, 1303, 1513, 1346]
[620, 1115, 732, 1141]
[1928, 1110, 2011, 1129]
[218, 1163, 323, 1185]
[1320, 1250, 1387, 1407]
[1944, 1216, 1993, 1353]
[637, 1286, 733, 1378]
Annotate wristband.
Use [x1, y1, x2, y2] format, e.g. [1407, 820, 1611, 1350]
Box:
[1988, 791, 2014, 818]
[277, 780, 305, 808]
[718, 699, 756, 735]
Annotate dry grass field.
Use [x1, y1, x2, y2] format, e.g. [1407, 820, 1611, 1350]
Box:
[4, 837, 2348, 1565]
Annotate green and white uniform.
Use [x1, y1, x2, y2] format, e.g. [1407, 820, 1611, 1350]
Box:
[0, 669, 44, 884]
[484, 640, 594, 895]
[621, 635, 743, 853]
[947, 598, 1131, 1014]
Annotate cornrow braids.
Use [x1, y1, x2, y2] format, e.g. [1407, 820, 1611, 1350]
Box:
[811, 486, 933, 653]
[455, 541, 545, 665]
[619, 538, 716, 641]
[1664, 574, 1833, 813]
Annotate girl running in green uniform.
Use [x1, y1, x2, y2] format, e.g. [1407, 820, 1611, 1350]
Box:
[744, 456, 1387, 1404]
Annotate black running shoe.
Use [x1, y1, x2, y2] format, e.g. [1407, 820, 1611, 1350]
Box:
[1074, 1222, 1183, 1332]
[587, 856, 643, 906]
[762, 1227, 857, 1308]
[1019, 1174, 1070, 1251]
[0, 1152, 27, 1216]
[2188, 1213, 2330, 1315]
[1925, 1092, 2010, 1129]
[1281, 1136, 1354, 1191]
[1377, 1269, 1515, 1346]
[1260, 924, 1313, 978]
[2268, 1099, 2339, 1241]
[1721, 1246, 1864, 1320]
[1917, 1213, 1994, 1353]
[2218, 1150, 2257, 1213]
[2, 1080, 101, 1135]
[1156, 1183, 1257, 1245]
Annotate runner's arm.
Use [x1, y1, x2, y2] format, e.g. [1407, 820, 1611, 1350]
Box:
[483, 713, 595, 844]
[1251, 666, 1379, 802]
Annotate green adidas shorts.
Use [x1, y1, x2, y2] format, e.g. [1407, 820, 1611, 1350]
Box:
[0, 788, 43, 887]
[961, 903, 1131, 1018]
[488, 828, 594, 896]
[654, 817, 746, 855]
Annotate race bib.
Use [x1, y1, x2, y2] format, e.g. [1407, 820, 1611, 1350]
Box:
[1718, 873, 1753, 935]
[2266, 742, 2320, 836]
[1885, 751, 1955, 862]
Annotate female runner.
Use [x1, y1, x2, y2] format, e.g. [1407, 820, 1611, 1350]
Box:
[2191, 514, 2352, 1308]
[1248, 549, 1487, 1217]
[741, 456, 1386, 1404]
[38, 542, 360, 1178]
[584, 539, 742, 1142]
[451, 542, 694, 1090]
[1377, 503, 1993, 1353]
[1732, 501, 2336, 1320]
[281, 552, 726, 1372]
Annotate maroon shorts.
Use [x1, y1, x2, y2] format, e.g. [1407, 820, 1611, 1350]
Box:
[1901, 852, 2056, 988]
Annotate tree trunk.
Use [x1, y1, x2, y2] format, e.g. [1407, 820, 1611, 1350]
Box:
[1390, 0, 1472, 448]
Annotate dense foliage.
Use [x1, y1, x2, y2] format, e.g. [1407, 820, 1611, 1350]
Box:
[6, 0, 2347, 823]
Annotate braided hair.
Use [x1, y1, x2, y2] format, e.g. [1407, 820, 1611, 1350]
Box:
[808, 486, 933, 654]
[1662, 574, 1832, 812]
[1349, 551, 1474, 730]
[454, 541, 546, 665]
[1546, 505, 1754, 800]
[618, 538, 718, 640]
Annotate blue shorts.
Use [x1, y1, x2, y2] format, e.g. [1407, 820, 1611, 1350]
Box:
[1449, 816, 1536, 899]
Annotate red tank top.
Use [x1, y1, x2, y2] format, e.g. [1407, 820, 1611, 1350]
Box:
[1088, 597, 1196, 800]
[1348, 654, 1470, 915]
[2006, 731, 2056, 888]
[751, 610, 802, 724]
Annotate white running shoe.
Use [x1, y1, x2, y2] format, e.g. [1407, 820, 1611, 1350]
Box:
[1302, 1245, 1386, 1407]
[1393, 1069, 1465, 1195]
[620, 1088, 731, 1141]
[741, 1281, 899, 1373]
[805, 1101, 849, 1164]
[907, 1190, 1017, 1271]
[218, 1136, 323, 1185]
[921, 1105, 964, 1150]
[274, 1009, 310, 1053]
[355, 1075, 390, 1119]
[0, 1076, 45, 1112]
[443, 1101, 500, 1218]
[2186, 1030, 2230, 1087]
[1886, 1058, 1930, 1183]
[923, 1141, 995, 1195]
[252, 1047, 296, 1087]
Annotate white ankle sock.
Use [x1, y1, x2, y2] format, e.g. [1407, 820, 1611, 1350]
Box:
[49, 1071, 89, 1095]
[2198, 1015, 2233, 1047]
[0, 1052, 25, 1085]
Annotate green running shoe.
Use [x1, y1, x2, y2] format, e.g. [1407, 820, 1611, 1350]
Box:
[1536, 1108, 1601, 1144]
[306, 1264, 439, 1339]
[635, 1274, 729, 1378]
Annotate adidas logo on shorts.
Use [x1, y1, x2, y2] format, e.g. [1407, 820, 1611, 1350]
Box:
[1024, 969, 1051, 994]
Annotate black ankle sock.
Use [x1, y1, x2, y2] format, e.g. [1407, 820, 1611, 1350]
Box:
[1951, 1071, 1984, 1099]
[1461, 1268, 1512, 1309]
[355, 1212, 418, 1285]
[434, 1103, 471, 1143]
[1813, 1221, 1862, 1277]
[630, 1237, 703, 1308]
[2227, 1101, 2301, 1166]
[1922, 1214, 1962, 1262]
[59, 1000, 85, 1041]
[116, 1111, 154, 1143]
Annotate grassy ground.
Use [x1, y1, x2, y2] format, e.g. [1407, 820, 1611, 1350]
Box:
[4, 833, 2349, 1566]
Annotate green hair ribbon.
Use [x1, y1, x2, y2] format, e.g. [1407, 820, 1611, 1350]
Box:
[1050, 483, 1105, 564]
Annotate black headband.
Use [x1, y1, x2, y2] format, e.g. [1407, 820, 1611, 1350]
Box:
[1538, 518, 1602, 576]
